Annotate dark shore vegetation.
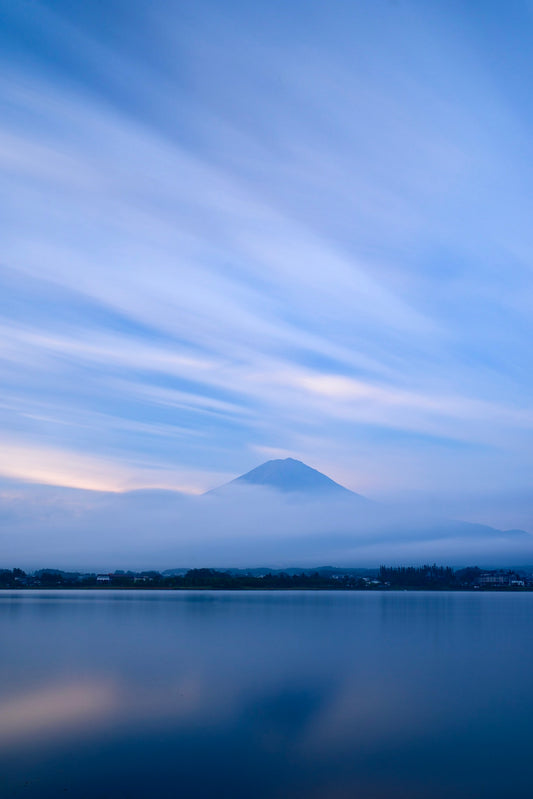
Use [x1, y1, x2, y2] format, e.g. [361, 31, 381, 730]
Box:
[0, 565, 530, 590]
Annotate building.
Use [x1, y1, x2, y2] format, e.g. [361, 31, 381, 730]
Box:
[478, 571, 519, 587]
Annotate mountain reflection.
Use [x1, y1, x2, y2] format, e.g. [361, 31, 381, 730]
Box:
[1, 591, 533, 798]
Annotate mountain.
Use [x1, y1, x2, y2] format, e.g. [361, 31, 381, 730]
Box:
[213, 457, 362, 497]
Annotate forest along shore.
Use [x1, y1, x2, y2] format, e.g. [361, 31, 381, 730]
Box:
[0, 566, 530, 590]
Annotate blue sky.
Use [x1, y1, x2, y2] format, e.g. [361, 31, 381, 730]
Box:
[1, 0, 532, 529]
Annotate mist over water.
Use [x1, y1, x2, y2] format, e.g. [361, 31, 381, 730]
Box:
[1, 478, 532, 571]
[2, 590, 533, 799]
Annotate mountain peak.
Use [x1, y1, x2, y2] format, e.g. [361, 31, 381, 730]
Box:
[226, 457, 357, 496]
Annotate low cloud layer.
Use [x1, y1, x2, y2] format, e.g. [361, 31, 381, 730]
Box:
[2, 479, 532, 572]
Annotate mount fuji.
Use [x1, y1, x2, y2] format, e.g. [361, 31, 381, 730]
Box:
[217, 457, 361, 497]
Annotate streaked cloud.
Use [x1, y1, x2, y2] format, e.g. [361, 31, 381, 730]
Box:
[0, 0, 532, 535]
[0, 440, 225, 493]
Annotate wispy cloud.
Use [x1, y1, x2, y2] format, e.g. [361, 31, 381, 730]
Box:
[0, 439, 226, 493]
[0, 0, 532, 530]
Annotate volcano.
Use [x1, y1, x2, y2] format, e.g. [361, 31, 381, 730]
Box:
[216, 457, 362, 497]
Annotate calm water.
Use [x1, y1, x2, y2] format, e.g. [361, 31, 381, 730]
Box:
[1, 590, 533, 798]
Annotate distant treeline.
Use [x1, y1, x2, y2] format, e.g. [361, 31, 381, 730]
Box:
[0, 567, 368, 590]
[0, 568, 26, 587]
[379, 565, 528, 588]
[0, 565, 530, 590]
[380, 565, 458, 588]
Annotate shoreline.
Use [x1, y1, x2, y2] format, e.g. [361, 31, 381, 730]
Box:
[1, 585, 532, 593]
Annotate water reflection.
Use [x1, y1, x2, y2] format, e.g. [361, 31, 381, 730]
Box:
[1, 590, 533, 797]
[0, 681, 118, 747]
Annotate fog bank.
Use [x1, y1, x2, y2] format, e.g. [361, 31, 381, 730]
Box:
[1, 479, 531, 571]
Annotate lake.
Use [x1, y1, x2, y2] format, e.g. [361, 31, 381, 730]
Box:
[1, 590, 533, 798]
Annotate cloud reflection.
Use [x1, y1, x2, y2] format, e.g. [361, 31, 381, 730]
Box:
[0, 681, 118, 749]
